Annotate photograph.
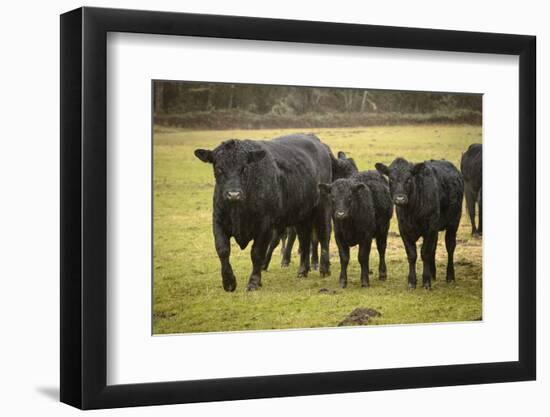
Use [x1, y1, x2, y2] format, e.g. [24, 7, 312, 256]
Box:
[152, 81, 483, 334]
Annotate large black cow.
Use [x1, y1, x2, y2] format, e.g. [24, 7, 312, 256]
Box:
[319, 171, 393, 288]
[375, 158, 463, 289]
[461, 143, 482, 235]
[194, 134, 332, 291]
[262, 151, 359, 271]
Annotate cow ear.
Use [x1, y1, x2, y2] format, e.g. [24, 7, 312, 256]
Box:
[318, 183, 332, 194]
[248, 149, 266, 164]
[337, 151, 347, 159]
[194, 149, 213, 163]
[352, 183, 366, 193]
[375, 163, 389, 176]
[412, 162, 426, 175]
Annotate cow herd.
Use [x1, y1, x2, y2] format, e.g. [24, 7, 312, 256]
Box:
[194, 133, 482, 292]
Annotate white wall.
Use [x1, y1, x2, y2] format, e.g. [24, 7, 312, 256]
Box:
[0, 0, 545, 415]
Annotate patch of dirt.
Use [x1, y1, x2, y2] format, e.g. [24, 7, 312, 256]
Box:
[388, 231, 400, 238]
[319, 288, 338, 295]
[153, 311, 176, 320]
[455, 259, 474, 267]
[338, 307, 382, 326]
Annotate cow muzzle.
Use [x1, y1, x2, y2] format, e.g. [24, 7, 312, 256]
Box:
[335, 210, 348, 219]
[394, 194, 408, 205]
[225, 190, 243, 202]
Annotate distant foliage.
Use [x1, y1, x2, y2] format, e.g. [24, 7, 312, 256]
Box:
[153, 81, 482, 128]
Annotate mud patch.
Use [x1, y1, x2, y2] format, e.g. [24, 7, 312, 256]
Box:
[153, 311, 176, 320]
[319, 288, 338, 295]
[455, 259, 475, 267]
[338, 307, 382, 326]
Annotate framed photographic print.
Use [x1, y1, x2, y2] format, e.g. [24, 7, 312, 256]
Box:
[60, 6, 536, 409]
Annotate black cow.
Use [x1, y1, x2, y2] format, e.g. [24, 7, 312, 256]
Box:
[194, 134, 332, 291]
[319, 171, 392, 288]
[461, 144, 482, 235]
[375, 158, 463, 290]
[263, 151, 359, 271]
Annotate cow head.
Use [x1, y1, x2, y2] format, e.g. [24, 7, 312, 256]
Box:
[375, 157, 425, 206]
[319, 179, 366, 220]
[195, 139, 266, 204]
[332, 151, 359, 180]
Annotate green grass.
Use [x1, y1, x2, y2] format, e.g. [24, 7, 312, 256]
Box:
[153, 125, 482, 334]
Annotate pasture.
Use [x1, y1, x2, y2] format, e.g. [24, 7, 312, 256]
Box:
[153, 125, 482, 334]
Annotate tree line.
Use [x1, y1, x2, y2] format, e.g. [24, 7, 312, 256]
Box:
[154, 81, 481, 116]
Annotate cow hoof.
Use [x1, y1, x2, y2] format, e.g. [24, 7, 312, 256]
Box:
[361, 283, 370, 288]
[297, 272, 308, 278]
[311, 263, 319, 271]
[407, 283, 416, 291]
[423, 284, 432, 290]
[281, 261, 290, 268]
[222, 276, 237, 292]
[339, 281, 347, 289]
[246, 283, 260, 292]
[378, 274, 387, 281]
[446, 278, 455, 284]
[320, 270, 331, 278]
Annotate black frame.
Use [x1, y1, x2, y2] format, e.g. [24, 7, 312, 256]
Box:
[60, 6, 536, 410]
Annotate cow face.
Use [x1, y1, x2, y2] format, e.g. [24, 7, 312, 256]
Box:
[195, 139, 266, 204]
[319, 179, 365, 220]
[375, 158, 425, 206]
[333, 151, 359, 180]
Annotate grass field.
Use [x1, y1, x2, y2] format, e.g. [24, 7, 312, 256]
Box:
[153, 125, 482, 334]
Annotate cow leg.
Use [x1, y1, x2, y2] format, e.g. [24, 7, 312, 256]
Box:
[445, 227, 458, 283]
[359, 237, 373, 288]
[375, 227, 388, 281]
[336, 240, 350, 288]
[296, 223, 312, 278]
[310, 230, 319, 271]
[314, 205, 332, 278]
[280, 229, 288, 256]
[262, 229, 281, 271]
[430, 232, 438, 281]
[465, 184, 477, 235]
[214, 223, 236, 292]
[403, 238, 417, 289]
[281, 227, 296, 267]
[421, 233, 437, 290]
[246, 231, 271, 291]
[477, 188, 483, 235]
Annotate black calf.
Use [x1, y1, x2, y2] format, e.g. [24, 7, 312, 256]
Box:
[319, 171, 392, 288]
[375, 158, 463, 290]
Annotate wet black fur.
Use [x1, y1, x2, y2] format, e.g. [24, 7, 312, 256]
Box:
[195, 134, 333, 291]
[375, 158, 463, 289]
[263, 150, 359, 271]
[319, 171, 393, 288]
[461, 144, 482, 235]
